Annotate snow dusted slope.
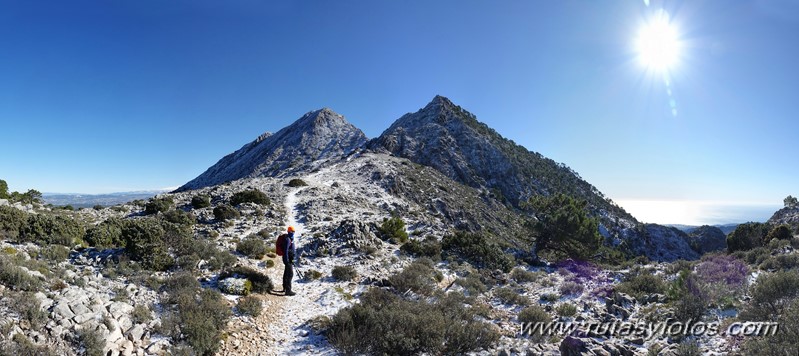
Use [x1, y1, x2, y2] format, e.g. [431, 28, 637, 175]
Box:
[370, 95, 637, 235]
[177, 108, 367, 191]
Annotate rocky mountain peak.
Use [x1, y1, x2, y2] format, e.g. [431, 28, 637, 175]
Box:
[177, 108, 367, 191]
[296, 107, 345, 126]
[426, 94, 455, 108]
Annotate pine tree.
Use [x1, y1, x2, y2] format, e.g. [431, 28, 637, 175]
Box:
[527, 193, 602, 260]
[785, 195, 798, 209]
[0, 179, 8, 199]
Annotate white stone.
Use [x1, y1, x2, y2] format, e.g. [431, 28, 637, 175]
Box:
[127, 324, 145, 342]
[117, 315, 133, 333]
[107, 302, 134, 319]
[53, 302, 76, 320]
[73, 312, 95, 325]
[71, 302, 91, 316]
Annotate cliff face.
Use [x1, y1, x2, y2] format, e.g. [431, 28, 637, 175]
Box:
[178, 108, 367, 191]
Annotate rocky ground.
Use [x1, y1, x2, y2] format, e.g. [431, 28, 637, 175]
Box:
[1, 155, 797, 355]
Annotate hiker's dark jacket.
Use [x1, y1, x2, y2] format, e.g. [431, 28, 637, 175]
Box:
[282, 232, 296, 265]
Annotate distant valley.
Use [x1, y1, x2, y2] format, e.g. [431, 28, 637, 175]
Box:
[42, 191, 168, 208]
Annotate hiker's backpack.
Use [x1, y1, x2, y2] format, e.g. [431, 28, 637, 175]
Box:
[276, 233, 288, 256]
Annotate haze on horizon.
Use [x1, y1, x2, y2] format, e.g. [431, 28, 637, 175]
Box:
[1, 0, 797, 225]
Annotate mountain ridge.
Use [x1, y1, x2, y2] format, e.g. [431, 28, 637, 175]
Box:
[177, 108, 367, 191]
[369, 95, 638, 235]
[176, 95, 710, 261]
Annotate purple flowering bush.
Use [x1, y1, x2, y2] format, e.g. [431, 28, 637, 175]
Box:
[694, 254, 749, 304]
[554, 259, 600, 283]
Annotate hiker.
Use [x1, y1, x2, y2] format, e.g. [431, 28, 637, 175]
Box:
[278, 226, 297, 296]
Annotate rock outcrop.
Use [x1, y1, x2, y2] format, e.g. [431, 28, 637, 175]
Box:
[768, 206, 799, 230]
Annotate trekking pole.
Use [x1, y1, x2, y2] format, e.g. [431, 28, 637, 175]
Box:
[293, 261, 305, 280]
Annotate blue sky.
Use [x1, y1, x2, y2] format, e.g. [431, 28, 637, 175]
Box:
[1, 1, 797, 223]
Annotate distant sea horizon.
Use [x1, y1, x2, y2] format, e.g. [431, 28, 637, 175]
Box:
[617, 200, 782, 226]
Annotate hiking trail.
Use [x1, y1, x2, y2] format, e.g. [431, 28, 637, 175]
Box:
[219, 176, 337, 355]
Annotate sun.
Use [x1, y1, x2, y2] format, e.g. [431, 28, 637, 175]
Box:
[635, 10, 681, 71]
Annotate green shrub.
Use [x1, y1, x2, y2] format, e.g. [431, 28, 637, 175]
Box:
[327, 288, 499, 355]
[112, 287, 130, 302]
[378, 216, 409, 244]
[288, 179, 308, 187]
[744, 247, 771, 266]
[727, 222, 770, 252]
[164, 272, 200, 292]
[455, 273, 488, 296]
[93, 204, 104, 210]
[665, 269, 709, 321]
[332, 265, 357, 281]
[163, 209, 196, 226]
[220, 266, 273, 293]
[77, 327, 105, 356]
[213, 204, 239, 221]
[494, 287, 530, 306]
[230, 189, 270, 206]
[766, 225, 794, 243]
[9, 291, 48, 328]
[559, 281, 584, 296]
[674, 340, 701, 356]
[237, 295, 263, 317]
[616, 272, 667, 301]
[38, 244, 70, 262]
[144, 197, 174, 215]
[122, 218, 173, 271]
[131, 304, 152, 324]
[665, 259, 695, 275]
[0, 206, 27, 240]
[168, 228, 235, 271]
[442, 231, 514, 272]
[389, 258, 441, 296]
[510, 268, 542, 283]
[540, 293, 559, 303]
[265, 259, 275, 268]
[760, 254, 799, 271]
[556, 303, 578, 317]
[741, 298, 799, 355]
[0, 333, 57, 356]
[19, 213, 85, 246]
[236, 235, 268, 259]
[305, 269, 323, 280]
[741, 270, 799, 322]
[85, 217, 125, 248]
[191, 195, 211, 209]
[519, 305, 551, 324]
[160, 276, 231, 356]
[400, 236, 442, 259]
[673, 292, 707, 321]
[0, 255, 42, 291]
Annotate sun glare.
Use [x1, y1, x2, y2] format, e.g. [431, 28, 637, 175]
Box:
[635, 10, 681, 71]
